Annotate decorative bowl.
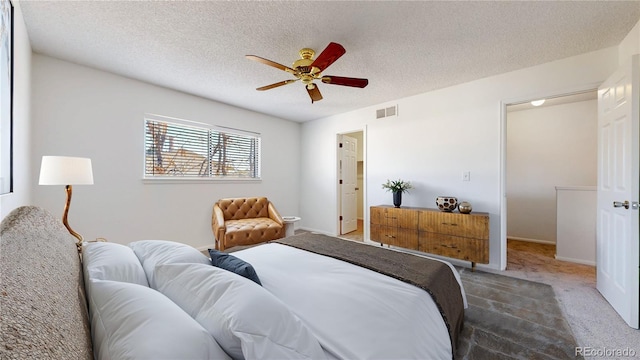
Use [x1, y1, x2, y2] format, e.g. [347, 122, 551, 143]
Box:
[458, 201, 472, 214]
[436, 196, 458, 212]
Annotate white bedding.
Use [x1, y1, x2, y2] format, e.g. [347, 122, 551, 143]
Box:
[233, 243, 466, 360]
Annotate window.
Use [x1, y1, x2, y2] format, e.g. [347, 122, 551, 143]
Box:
[144, 115, 260, 179]
[0, 0, 13, 194]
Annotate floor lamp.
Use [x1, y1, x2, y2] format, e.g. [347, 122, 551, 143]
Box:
[39, 156, 94, 249]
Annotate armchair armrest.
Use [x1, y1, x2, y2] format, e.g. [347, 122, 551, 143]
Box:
[212, 205, 227, 249]
[268, 202, 284, 226]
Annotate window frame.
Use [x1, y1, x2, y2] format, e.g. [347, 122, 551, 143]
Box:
[0, 0, 13, 195]
[142, 114, 261, 183]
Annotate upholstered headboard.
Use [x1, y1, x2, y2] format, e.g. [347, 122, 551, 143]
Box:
[0, 206, 93, 359]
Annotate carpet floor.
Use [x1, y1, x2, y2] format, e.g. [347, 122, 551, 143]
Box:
[500, 240, 639, 358]
[455, 268, 581, 359]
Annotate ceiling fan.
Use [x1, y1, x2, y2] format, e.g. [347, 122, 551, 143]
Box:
[246, 42, 369, 103]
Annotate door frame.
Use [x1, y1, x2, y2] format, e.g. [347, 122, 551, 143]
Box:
[499, 82, 601, 270]
[336, 127, 367, 238]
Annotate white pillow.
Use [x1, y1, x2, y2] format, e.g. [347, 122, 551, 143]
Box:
[88, 279, 230, 360]
[154, 263, 326, 360]
[82, 242, 148, 286]
[128, 240, 211, 288]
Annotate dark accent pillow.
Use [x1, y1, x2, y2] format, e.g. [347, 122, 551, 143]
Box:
[207, 249, 262, 285]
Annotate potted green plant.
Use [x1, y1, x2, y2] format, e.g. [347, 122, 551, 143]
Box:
[382, 179, 413, 207]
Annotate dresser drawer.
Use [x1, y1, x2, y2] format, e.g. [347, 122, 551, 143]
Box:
[418, 211, 489, 239]
[371, 224, 418, 250]
[369, 223, 385, 242]
[370, 206, 417, 228]
[370, 206, 383, 225]
[419, 232, 489, 263]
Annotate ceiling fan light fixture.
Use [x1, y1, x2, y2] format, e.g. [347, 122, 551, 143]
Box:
[531, 99, 546, 106]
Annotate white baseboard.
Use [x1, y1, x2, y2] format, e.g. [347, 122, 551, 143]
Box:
[507, 236, 555, 245]
[383, 245, 501, 271]
[196, 244, 216, 252]
[554, 255, 596, 266]
[298, 227, 335, 237]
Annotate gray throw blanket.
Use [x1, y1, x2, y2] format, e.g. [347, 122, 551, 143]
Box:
[274, 233, 464, 355]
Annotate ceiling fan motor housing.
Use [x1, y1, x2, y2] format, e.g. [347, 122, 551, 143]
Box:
[293, 48, 321, 85]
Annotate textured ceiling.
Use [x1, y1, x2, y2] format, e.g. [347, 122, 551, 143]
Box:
[19, 1, 640, 122]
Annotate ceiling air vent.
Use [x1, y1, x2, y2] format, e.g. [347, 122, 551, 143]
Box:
[376, 105, 398, 119]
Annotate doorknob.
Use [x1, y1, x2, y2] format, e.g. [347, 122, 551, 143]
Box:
[613, 200, 630, 209]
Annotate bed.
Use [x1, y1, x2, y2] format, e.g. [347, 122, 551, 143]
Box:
[0, 206, 466, 359]
[233, 235, 467, 359]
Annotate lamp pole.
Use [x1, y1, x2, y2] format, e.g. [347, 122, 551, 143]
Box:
[62, 184, 83, 249]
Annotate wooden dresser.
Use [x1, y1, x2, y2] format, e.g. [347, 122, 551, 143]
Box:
[370, 205, 489, 270]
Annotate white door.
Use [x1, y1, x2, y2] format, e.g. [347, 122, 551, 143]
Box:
[596, 55, 640, 329]
[340, 134, 358, 234]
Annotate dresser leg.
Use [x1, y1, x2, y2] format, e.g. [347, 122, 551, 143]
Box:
[471, 262, 476, 272]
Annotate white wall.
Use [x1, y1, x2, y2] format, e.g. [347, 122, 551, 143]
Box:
[619, 19, 640, 65]
[300, 47, 618, 270]
[30, 55, 300, 249]
[0, 2, 32, 218]
[506, 100, 597, 243]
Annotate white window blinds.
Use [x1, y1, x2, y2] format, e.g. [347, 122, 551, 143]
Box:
[144, 116, 260, 179]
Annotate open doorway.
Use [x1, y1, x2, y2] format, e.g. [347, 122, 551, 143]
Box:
[338, 130, 365, 241]
[504, 90, 598, 272]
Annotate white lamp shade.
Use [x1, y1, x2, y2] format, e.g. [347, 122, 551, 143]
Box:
[39, 156, 94, 185]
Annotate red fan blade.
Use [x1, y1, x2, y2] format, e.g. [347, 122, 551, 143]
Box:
[310, 42, 346, 72]
[256, 79, 299, 91]
[246, 55, 296, 74]
[306, 84, 323, 103]
[321, 76, 369, 88]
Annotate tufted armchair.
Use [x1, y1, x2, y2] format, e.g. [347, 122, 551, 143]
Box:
[212, 197, 285, 251]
